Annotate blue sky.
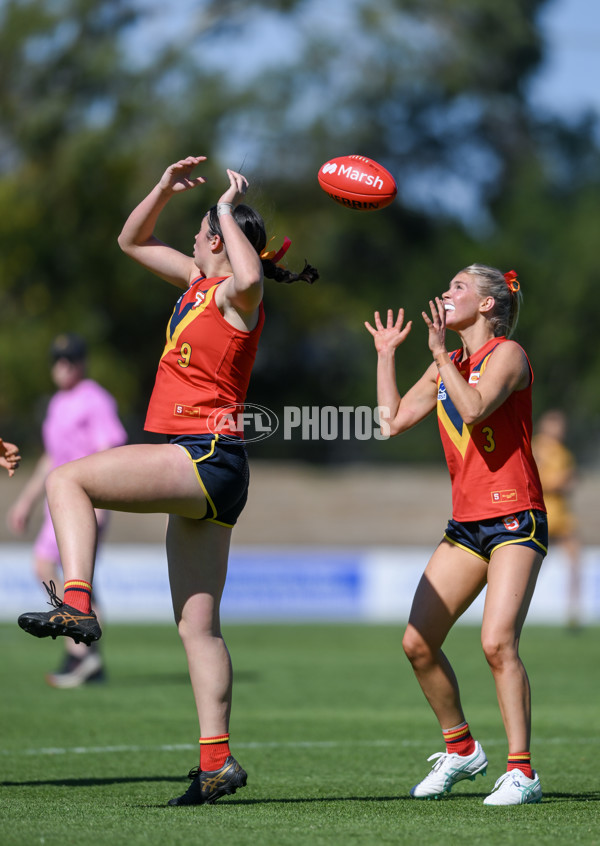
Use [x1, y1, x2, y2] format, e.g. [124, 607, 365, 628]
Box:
[132, 0, 600, 125]
[528, 0, 600, 121]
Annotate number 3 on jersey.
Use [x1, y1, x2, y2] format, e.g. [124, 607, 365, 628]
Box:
[482, 425, 495, 453]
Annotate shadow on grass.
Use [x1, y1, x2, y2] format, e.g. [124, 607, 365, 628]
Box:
[137, 796, 411, 809]
[1, 775, 185, 788]
[2, 776, 599, 805]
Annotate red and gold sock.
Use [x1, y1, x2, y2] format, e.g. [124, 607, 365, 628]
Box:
[507, 752, 533, 779]
[63, 580, 92, 614]
[200, 734, 231, 772]
[443, 721, 476, 756]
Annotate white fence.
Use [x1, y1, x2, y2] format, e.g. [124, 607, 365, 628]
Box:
[1, 543, 598, 624]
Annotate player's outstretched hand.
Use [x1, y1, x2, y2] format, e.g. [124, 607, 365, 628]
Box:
[217, 169, 249, 207]
[159, 156, 208, 194]
[422, 297, 447, 358]
[0, 438, 20, 478]
[365, 308, 412, 355]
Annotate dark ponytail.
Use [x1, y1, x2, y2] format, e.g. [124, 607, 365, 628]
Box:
[261, 257, 319, 285]
[207, 204, 319, 285]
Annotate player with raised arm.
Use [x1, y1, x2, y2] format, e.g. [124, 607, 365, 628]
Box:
[18, 155, 318, 806]
[366, 264, 546, 806]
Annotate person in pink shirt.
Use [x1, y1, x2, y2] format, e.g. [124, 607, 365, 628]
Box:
[8, 333, 127, 687]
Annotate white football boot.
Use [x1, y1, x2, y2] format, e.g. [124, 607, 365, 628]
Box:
[410, 740, 488, 799]
[483, 769, 542, 805]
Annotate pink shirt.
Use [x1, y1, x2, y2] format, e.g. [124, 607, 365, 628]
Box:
[42, 379, 127, 469]
[35, 379, 127, 563]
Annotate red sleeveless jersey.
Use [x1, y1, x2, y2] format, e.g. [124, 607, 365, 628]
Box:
[437, 336, 545, 521]
[145, 276, 265, 435]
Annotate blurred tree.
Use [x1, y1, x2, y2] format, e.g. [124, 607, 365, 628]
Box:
[1, 0, 599, 463]
[0, 0, 230, 443]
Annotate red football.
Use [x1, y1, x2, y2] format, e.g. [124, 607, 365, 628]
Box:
[318, 155, 397, 211]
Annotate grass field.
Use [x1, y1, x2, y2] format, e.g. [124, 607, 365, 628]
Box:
[1, 622, 599, 846]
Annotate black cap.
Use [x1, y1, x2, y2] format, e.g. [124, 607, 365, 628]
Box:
[50, 333, 87, 363]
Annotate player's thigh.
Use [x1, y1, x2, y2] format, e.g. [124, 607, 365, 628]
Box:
[482, 545, 543, 643]
[50, 443, 207, 516]
[407, 540, 488, 647]
[166, 516, 232, 626]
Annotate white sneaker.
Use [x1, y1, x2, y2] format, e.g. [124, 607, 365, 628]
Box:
[483, 769, 542, 805]
[46, 651, 104, 689]
[410, 741, 488, 799]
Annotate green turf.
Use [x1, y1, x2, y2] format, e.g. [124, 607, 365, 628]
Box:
[1, 622, 598, 845]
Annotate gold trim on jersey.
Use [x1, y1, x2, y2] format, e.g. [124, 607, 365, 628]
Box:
[436, 349, 496, 459]
[437, 398, 473, 459]
[160, 283, 218, 361]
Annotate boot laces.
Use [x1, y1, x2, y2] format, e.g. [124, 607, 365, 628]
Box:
[43, 580, 63, 608]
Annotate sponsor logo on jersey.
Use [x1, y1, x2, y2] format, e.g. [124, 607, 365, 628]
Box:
[491, 489, 518, 504]
[174, 404, 200, 417]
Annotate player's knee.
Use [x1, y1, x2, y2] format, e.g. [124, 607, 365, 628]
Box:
[45, 464, 71, 495]
[481, 634, 517, 670]
[402, 627, 434, 669]
[45, 463, 84, 502]
[177, 612, 219, 647]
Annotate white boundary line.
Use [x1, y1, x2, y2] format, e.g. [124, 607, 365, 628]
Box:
[2, 736, 598, 757]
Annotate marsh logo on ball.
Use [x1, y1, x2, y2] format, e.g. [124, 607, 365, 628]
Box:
[317, 154, 397, 211]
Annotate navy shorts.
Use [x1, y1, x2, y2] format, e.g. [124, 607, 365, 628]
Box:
[170, 434, 249, 527]
[444, 509, 548, 562]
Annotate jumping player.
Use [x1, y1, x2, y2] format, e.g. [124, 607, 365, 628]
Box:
[366, 264, 546, 806]
[17, 155, 318, 805]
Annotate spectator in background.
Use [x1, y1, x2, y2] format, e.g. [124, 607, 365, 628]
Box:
[0, 438, 20, 477]
[7, 333, 127, 687]
[532, 409, 582, 629]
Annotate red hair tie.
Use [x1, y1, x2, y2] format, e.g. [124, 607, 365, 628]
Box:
[260, 236, 292, 265]
[503, 269, 520, 293]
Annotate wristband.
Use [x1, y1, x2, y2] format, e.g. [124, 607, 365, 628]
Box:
[217, 202, 234, 217]
[434, 351, 450, 368]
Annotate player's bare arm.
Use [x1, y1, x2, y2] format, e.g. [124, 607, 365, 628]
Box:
[424, 297, 529, 424]
[216, 170, 264, 320]
[366, 309, 438, 436]
[117, 156, 207, 289]
[451, 341, 530, 424]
